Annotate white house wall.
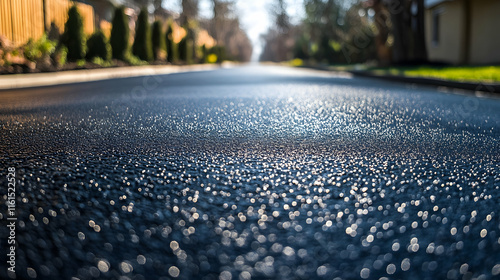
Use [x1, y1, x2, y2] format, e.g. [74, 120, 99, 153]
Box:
[425, 0, 465, 64]
[469, 0, 500, 64]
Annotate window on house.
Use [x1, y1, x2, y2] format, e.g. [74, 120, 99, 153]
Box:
[432, 8, 444, 46]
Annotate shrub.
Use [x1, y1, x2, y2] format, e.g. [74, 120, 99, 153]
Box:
[24, 35, 56, 62]
[86, 30, 110, 61]
[76, 59, 86, 67]
[91, 57, 112, 67]
[110, 6, 129, 60]
[52, 45, 68, 66]
[124, 53, 147, 66]
[61, 5, 86, 61]
[132, 8, 153, 62]
[206, 46, 227, 63]
[206, 53, 217, 64]
[47, 22, 61, 41]
[151, 20, 164, 60]
[293, 34, 310, 60]
[165, 23, 177, 63]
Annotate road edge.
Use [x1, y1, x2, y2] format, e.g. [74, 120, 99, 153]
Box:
[0, 64, 224, 90]
[292, 64, 500, 96]
[348, 70, 500, 95]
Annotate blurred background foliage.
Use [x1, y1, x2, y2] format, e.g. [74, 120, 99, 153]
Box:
[260, 0, 428, 66]
[2, 0, 498, 77]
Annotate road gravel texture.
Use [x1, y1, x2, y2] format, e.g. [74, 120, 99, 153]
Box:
[1, 66, 499, 280]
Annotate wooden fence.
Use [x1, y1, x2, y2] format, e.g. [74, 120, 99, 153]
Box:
[0, 0, 94, 46]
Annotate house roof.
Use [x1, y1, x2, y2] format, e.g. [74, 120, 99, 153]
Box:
[425, 0, 454, 8]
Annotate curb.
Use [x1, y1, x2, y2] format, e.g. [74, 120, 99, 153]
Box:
[348, 70, 500, 95]
[0, 64, 222, 91]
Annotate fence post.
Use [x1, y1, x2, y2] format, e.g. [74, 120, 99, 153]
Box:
[42, 0, 47, 32]
[10, 0, 15, 43]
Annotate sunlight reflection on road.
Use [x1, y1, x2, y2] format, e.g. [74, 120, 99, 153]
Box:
[1, 66, 499, 280]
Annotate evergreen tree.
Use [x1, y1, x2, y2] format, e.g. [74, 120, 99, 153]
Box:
[165, 23, 177, 63]
[132, 8, 153, 61]
[201, 44, 207, 63]
[151, 20, 164, 60]
[178, 36, 193, 64]
[61, 5, 85, 61]
[110, 6, 129, 60]
[86, 30, 111, 61]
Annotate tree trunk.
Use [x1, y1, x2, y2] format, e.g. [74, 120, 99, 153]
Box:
[373, 0, 392, 65]
[413, 0, 428, 62]
[389, 0, 411, 64]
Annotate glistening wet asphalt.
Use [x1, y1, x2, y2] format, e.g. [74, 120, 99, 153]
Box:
[0, 65, 499, 280]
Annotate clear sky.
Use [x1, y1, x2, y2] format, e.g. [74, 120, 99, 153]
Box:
[163, 0, 305, 61]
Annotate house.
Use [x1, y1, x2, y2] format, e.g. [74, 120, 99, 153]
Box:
[424, 0, 500, 65]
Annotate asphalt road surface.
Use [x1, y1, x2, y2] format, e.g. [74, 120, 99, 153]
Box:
[1, 65, 499, 280]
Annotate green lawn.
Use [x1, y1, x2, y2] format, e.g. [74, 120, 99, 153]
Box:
[368, 65, 500, 83]
[289, 60, 500, 83]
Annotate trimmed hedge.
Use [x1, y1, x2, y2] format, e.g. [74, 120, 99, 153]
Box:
[110, 6, 129, 60]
